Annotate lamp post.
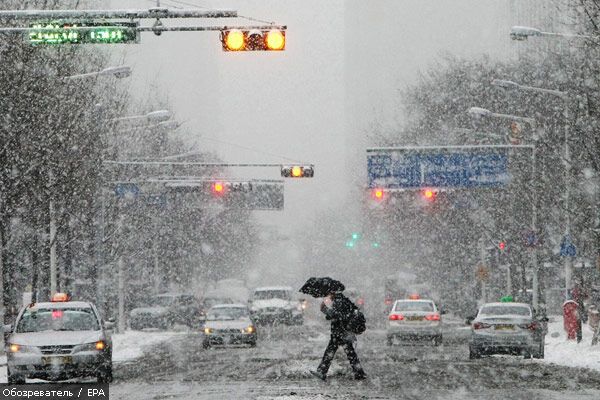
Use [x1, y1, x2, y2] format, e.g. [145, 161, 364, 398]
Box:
[48, 66, 131, 297]
[510, 26, 594, 41]
[467, 107, 539, 309]
[491, 78, 575, 298]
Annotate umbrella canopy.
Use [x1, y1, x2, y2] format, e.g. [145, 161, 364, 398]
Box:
[299, 277, 345, 298]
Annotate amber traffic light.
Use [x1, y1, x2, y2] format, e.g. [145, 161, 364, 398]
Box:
[281, 165, 314, 178]
[221, 29, 286, 51]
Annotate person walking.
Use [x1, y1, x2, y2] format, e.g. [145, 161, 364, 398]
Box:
[310, 290, 367, 381]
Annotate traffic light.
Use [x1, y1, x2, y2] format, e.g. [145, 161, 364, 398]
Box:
[498, 241, 506, 251]
[281, 165, 314, 178]
[421, 189, 438, 201]
[221, 29, 286, 51]
[211, 181, 254, 196]
[371, 188, 385, 201]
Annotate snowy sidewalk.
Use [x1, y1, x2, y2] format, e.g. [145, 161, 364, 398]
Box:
[542, 316, 600, 371]
[0, 329, 184, 383]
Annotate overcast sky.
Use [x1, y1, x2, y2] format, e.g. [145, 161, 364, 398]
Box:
[110, 0, 542, 284]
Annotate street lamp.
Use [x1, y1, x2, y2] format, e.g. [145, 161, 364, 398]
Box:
[510, 25, 593, 41]
[65, 65, 132, 80]
[467, 107, 537, 130]
[49, 68, 132, 297]
[467, 107, 540, 309]
[491, 78, 575, 298]
[110, 109, 172, 124]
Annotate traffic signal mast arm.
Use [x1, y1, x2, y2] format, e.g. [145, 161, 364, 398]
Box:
[0, 8, 238, 20]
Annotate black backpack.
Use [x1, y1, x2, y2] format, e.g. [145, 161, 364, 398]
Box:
[346, 306, 367, 335]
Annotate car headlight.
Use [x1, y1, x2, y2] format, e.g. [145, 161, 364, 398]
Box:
[243, 326, 255, 334]
[204, 327, 212, 335]
[74, 341, 106, 352]
[9, 343, 40, 354]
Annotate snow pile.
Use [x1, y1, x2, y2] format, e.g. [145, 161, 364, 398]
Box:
[112, 329, 185, 362]
[543, 317, 600, 371]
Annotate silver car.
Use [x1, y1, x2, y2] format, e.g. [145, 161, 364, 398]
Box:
[203, 304, 257, 348]
[3, 297, 113, 384]
[469, 302, 545, 359]
[386, 299, 443, 346]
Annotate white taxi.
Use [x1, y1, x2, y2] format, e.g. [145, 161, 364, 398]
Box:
[386, 297, 443, 346]
[3, 293, 113, 384]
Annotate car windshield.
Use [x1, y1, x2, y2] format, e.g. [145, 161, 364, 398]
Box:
[394, 301, 434, 312]
[154, 296, 176, 307]
[16, 308, 100, 333]
[254, 290, 290, 300]
[203, 298, 233, 309]
[479, 305, 531, 317]
[207, 307, 248, 321]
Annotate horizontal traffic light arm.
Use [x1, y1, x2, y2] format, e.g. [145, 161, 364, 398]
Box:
[0, 8, 238, 20]
[104, 160, 301, 168]
[0, 24, 287, 35]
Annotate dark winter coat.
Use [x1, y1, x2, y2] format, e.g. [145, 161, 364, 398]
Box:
[322, 293, 357, 339]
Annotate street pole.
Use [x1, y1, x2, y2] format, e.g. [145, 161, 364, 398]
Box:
[479, 238, 487, 304]
[563, 103, 573, 298]
[0, 227, 4, 325]
[117, 214, 126, 333]
[49, 200, 58, 296]
[530, 146, 540, 310]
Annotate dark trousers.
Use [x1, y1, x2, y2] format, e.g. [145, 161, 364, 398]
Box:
[317, 335, 364, 376]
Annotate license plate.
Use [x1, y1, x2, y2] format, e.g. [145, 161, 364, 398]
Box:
[42, 356, 72, 365]
[407, 316, 423, 321]
[495, 325, 514, 330]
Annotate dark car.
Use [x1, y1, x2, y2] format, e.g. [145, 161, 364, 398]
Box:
[129, 293, 203, 330]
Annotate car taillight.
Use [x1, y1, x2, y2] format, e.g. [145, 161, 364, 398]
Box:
[473, 322, 490, 330]
[389, 314, 404, 321]
[520, 322, 538, 331]
[357, 298, 364, 306]
[425, 313, 440, 321]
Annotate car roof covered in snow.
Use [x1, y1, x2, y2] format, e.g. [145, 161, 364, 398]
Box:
[27, 301, 93, 310]
[481, 302, 531, 309]
[210, 303, 248, 309]
[254, 286, 292, 292]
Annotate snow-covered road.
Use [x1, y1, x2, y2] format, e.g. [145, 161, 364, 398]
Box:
[109, 319, 600, 400]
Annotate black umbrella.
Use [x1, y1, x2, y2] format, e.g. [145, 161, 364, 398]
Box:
[299, 277, 345, 298]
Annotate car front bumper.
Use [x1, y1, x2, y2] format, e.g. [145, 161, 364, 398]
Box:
[8, 351, 109, 380]
[204, 332, 257, 345]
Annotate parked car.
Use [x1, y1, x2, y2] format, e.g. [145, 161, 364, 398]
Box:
[469, 302, 545, 359]
[129, 293, 203, 330]
[203, 304, 257, 348]
[249, 286, 303, 325]
[4, 293, 113, 384]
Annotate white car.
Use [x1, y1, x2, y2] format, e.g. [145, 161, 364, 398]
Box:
[469, 302, 545, 359]
[203, 304, 257, 348]
[3, 293, 113, 384]
[249, 286, 303, 325]
[387, 298, 443, 346]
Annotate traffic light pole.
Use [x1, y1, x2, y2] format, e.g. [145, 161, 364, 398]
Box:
[531, 146, 540, 311]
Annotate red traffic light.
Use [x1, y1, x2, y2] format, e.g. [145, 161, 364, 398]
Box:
[372, 188, 385, 201]
[498, 241, 506, 251]
[221, 29, 286, 51]
[212, 181, 226, 195]
[281, 166, 314, 178]
[422, 189, 437, 200]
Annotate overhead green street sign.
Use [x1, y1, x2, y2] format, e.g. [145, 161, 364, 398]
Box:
[29, 21, 139, 45]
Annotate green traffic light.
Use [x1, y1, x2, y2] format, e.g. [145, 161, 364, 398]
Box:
[372, 242, 380, 248]
[345, 240, 355, 248]
[351, 233, 360, 240]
